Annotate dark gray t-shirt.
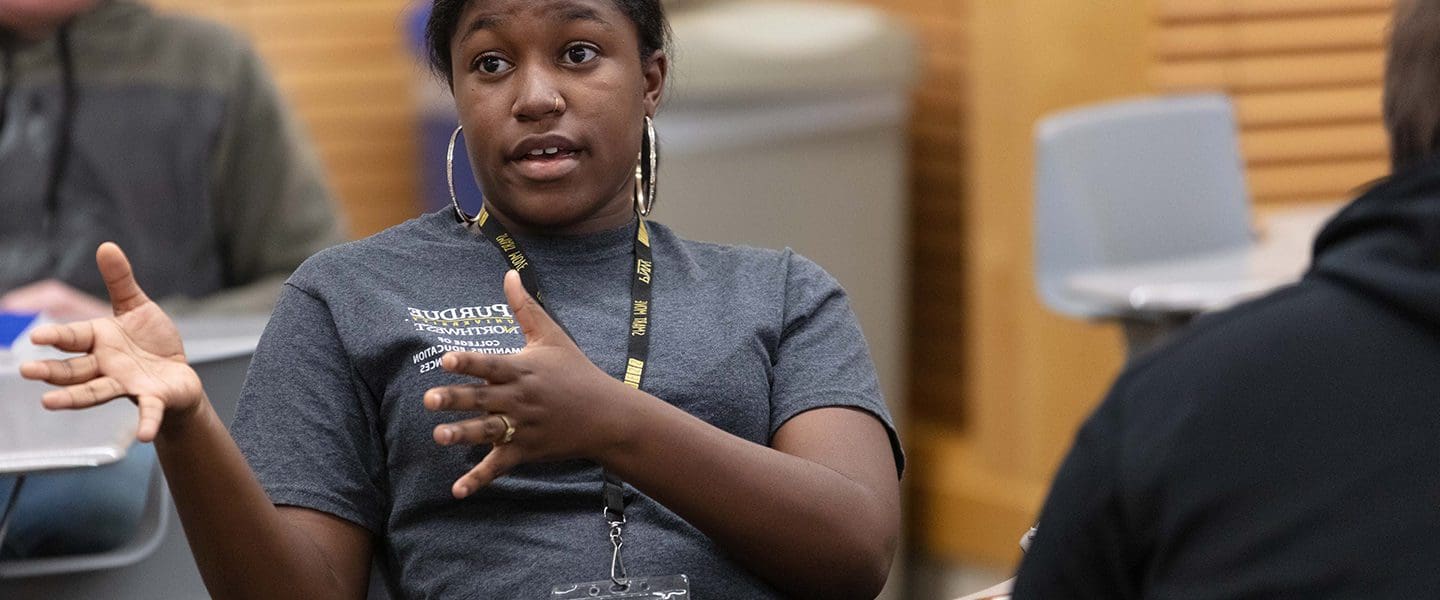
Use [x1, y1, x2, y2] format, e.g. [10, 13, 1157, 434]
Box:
[232, 210, 902, 598]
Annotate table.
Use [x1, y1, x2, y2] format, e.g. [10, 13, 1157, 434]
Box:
[0, 314, 266, 590]
[954, 578, 1013, 600]
[0, 315, 268, 475]
[1064, 202, 1345, 354]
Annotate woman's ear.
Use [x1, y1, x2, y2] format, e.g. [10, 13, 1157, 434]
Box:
[642, 50, 668, 117]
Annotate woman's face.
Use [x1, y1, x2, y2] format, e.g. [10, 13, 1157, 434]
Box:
[450, 0, 666, 235]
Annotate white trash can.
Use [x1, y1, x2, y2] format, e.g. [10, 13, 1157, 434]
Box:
[655, 5, 916, 594]
[658, 0, 916, 435]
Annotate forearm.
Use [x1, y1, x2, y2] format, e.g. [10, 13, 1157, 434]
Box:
[599, 394, 898, 599]
[154, 399, 353, 600]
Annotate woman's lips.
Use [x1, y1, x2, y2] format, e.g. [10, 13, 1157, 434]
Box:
[510, 150, 581, 182]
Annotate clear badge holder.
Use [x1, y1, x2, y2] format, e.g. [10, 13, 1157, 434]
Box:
[550, 574, 690, 599]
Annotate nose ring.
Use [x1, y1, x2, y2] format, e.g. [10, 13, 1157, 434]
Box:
[553, 95, 562, 113]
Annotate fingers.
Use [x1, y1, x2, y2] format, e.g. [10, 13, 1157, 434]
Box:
[503, 270, 563, 345]
[19, 355, 100, 385]
[453, 448, 521, 498]
[136, 395, 164, 443]
[38, 379, 165, 443]
[96, 242, 152, 315]
[440, 351, 520, 383]
[433, 410, 523, 497]
[433, 414, 515, 447]
[424, 383, 517, 412]
[28, 321, 96, 353]
[41, 377, 127, 410]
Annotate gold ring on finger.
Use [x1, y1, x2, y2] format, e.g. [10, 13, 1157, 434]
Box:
[496, 414, 516, 445]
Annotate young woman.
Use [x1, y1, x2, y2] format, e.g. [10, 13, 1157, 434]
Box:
[20, 0, 903, 597]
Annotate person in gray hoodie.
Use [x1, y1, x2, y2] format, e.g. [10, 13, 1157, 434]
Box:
[1014, 1, 1440, 597]
[0, 0, 342, 319]
[0, 0, 341, 557]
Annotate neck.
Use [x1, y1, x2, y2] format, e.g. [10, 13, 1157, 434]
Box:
[484, 188, 638, 237]
[485, 204, 635, 238]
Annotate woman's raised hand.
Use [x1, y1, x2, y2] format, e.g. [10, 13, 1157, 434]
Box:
[423, 270, 640, 499]
[18, 242, 204, 442]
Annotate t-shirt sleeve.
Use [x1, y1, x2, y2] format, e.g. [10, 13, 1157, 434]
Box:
[230, 282, 388, 534]
[1012, 384, 1140, 600]
[769, 251, 905, 476]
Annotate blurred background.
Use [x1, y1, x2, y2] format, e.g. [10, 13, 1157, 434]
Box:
[114, 0, 1400, 596]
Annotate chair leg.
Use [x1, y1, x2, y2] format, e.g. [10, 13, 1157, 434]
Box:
[0, 476, 26, 551]
[1120, 315, 1193, 359]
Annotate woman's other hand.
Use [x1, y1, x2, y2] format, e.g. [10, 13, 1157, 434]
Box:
[18, 242, 204, 442]
[423, 269, 638, 498]
[0, 278, 112, 321]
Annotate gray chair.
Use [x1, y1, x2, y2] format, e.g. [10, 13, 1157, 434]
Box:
[1033, 93, 1266, 353]
[0, 318, 397, 599]
[0, 460, 169, 579]
[0, 349, 254, 599]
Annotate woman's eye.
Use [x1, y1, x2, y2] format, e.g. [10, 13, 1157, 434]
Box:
[475, 55, 513, 75]
[563, 45, 599, 65]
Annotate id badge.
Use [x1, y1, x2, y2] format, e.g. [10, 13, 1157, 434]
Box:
[550, 575, 690, 599]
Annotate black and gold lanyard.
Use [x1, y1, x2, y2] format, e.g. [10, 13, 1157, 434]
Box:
[470, 206, 652, 586]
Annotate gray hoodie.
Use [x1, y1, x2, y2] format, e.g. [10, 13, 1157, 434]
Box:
[0, 0, 342, 315]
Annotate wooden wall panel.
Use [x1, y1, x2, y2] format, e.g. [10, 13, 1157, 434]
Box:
[903, 0, 1147, 569]
[1155, 0, 1395, 204]
[148, 0, 422, 237]
[1157, 0, 1391, 19]
[832, 0, 969, 432]
[1234, 87, 1381, 127]
[1158, 12, 1389, 56]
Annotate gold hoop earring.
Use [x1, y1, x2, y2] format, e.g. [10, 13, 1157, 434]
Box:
[447, 125, 478, 224]
[633, 115, 658, 216]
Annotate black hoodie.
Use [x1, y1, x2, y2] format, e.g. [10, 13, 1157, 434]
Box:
[1013, 156, 1440, 599]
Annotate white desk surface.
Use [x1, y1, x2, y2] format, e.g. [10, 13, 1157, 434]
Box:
[0, 315, 268, 475]
[953, 578, 1013, 600]
[1065, 202, 1345, 316]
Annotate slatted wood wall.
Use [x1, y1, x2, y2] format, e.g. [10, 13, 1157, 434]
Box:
[842, 0, 968, 428]
[148, 0, 423, 237]
[898, 1, 970, 428]
[1155, 0, 1395, 204]
[911, 0, 1150, 567]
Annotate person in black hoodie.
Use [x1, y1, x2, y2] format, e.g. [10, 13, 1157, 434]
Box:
[1012, 1, 1440, 597]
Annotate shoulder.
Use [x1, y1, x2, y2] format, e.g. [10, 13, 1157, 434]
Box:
[136, 9, 251, 54]
[647, 221, 841, 294]
[76, 2, 261, 92]
[649, 221, 789, 269]
[1099, 275, 1404, 469]
[1118, 276, 1389, 398]
[1109, 281, 1326, 412]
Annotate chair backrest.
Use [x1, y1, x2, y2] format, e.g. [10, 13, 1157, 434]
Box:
[1033, 93, 1254, 318]
[0, 461, 169, 578]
